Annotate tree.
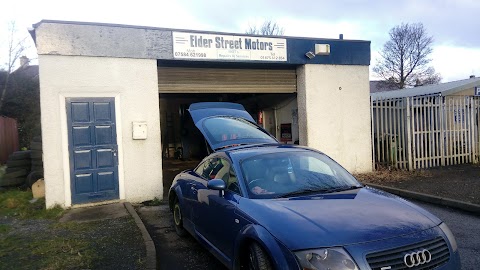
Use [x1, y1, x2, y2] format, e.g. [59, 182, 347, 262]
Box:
[246, 20, 285, 36]
[1, 69, 41, 147]
[0, 21, 39, 147]
[373, 23, 441, 89]
[0, 21, 29, 111]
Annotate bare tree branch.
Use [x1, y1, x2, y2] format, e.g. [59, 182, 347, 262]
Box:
[374, 23, 441, 89]
[1, 21, 29, 111]
[246, 20, 285, 36]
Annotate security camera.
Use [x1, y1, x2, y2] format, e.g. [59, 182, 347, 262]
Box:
[305, 51, 315, 59]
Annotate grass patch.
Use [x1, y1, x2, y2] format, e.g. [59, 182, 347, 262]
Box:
[355, 167, 433, 184]
[0, 232, 97, 270]
[51, 220, 93, 231]
[0, 224, 11, 234]
[0, 189, 64, 219]
[0, 216, 146, 270]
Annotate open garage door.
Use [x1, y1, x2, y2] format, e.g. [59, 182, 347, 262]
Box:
[158, 67, 296, 93]
[158, 65, 298, 199]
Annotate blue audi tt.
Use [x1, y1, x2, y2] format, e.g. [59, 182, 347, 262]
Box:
[168, 102, 460, 270]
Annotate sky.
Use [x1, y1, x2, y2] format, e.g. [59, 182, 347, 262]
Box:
[1, 0, 479, 82]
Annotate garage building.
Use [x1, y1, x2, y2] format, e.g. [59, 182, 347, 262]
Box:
[30, 20, 372, 208]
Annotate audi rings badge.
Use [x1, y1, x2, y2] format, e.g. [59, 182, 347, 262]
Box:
[403, 249, 432, 268]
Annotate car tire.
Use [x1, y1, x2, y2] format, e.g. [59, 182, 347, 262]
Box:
[247, 242, 272, 270]
[173, 197, 187, 237]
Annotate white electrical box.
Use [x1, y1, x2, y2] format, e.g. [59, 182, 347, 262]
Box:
[132, 122, 148, 140]
[315, 44, 330, 55]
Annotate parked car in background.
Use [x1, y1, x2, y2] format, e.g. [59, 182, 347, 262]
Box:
[168, 102, 460, 270]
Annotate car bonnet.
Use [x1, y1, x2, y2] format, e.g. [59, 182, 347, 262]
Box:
[237, 187, 441, 250]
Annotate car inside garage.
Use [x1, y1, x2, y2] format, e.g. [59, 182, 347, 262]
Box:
[157, 62, 299, 196]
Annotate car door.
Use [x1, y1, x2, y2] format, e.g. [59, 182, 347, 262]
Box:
[184, 158, 212, 223]
[191, 157, 222, 228]
[192, 157, 243, 262]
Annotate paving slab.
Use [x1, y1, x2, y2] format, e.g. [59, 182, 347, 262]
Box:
[59, 202, 128, 223]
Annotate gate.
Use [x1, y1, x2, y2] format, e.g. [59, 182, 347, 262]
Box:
[371, 96, 480, 170]
[0, 116, 19, 164]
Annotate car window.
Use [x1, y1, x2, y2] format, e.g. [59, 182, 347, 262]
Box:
[195, 158, 226, 180]
[240, 150, 360, 199]
[299, 156, 335, 176]
[202, 117, 273, 144]
[195, 157, 242, 195]
[206, 158, 225, 179]
[227, 168, 241, 195]
[194, 159, 209, 177]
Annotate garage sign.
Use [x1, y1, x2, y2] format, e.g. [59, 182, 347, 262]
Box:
[173, 32, 287, 62]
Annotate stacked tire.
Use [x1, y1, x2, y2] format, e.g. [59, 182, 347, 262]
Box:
[0, 136, 44, 188]
[27, 136, 44, 187]
[0, 151, 32, 187]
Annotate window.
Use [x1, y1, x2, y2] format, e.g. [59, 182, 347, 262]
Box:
[225, 167, 241, 195]
[208, 158, 226, 180]
[240, 150, 360, 199]
[298, 156, 335, 176]
[195, 158, 227, 180]
[195, 157, 242, 195]
[202, 117, 274, 144]
[194, 159, 210, 178]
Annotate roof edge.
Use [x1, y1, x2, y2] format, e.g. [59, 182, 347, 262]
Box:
[371, 77, 480, 99]
[31, 19, 370, 43]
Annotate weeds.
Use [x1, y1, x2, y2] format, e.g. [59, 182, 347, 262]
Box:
[0, 189, 64, 219]
[143, 196, 163, 206]
[0, 190, 145, 269]
[354, 167, 433, 184]
[0, 233, 96, 270]
[0, 224, 11, 233]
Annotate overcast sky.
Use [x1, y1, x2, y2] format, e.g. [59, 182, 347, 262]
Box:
[1, 0, 479, 82]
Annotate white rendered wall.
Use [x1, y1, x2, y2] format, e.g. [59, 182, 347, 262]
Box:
[297, 64, 372, 173]
[39, 55, 163, 208]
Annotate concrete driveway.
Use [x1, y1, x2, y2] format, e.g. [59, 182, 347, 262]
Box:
[137, 203, 226, 270]
[137, 200, 479, 270]
[412, 200, 480, 270]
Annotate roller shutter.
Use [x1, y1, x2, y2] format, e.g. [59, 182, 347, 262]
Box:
[158, 67, 296, 93]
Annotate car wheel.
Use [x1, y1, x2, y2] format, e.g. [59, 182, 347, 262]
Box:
[173, 197, 187, 237]
[247, 242, 272, 270]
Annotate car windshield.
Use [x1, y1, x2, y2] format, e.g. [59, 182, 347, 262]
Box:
[202, 117, 274, 145]
[240, 151, 362, 199]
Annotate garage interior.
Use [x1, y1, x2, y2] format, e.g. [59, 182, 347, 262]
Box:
[157, 62, 299, 196]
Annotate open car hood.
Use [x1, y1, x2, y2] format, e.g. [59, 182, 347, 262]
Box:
[188, 102, 278, 151]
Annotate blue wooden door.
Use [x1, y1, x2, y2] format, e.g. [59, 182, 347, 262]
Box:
[66, 98, 119, 204]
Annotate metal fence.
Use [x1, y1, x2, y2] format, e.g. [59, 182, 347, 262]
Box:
[0, 116, 19, 164]
[371, 96, 480, 170]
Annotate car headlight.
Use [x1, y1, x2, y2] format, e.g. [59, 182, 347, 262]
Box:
[295, 247, 358, 270]
[439, 222, 458, 252]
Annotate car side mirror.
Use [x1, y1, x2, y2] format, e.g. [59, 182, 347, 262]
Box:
[207, 179, 226, 190]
